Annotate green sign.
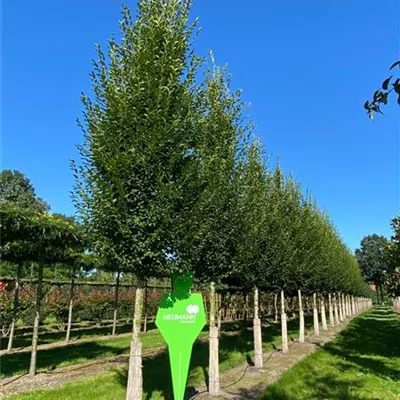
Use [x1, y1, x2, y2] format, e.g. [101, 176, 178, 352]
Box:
[155, 273, 206, 400]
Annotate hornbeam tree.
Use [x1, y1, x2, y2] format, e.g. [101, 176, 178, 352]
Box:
[71, 1, 236, 398]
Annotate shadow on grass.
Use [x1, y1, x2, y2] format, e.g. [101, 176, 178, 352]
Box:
[114, 315, 314, 400]
[262, 374, 373, 400]
[0, 323, 140, 351]
[1, 312, 313, 399]
[262, 307, 400, 400]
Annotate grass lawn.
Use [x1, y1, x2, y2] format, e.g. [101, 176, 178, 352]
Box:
[262, 306, 400, 400]
[4, 316, 314, 399]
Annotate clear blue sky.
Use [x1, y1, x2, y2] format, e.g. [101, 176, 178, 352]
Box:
[2, 0, 399, 251]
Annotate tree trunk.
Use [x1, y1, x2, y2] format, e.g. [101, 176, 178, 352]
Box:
[66, 267, 76, 342]
[334, 293, 340, 325]
[338, 293, 344, 321]
[298, 289, 305, 343]
[320, 295, 327, 331]
[341, 293, 346, 319]
[112, 271, 121, 336]
[375, 283, 380, 304]
[208, 282, 220, 395]
[280, 290, 288, 353]
[274, 293, 278, 323]
[313, 293, 319, 336]
[328, 293, 334, 328]
[253, 286, 263, 368]
[217, 293, 222, 332]
[7, 263, 22, 352]
[126, 284, 144, 400]
[29, 264, 44, 377]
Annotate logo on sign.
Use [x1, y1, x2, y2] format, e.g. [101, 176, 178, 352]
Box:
[186, 305, 199, 314]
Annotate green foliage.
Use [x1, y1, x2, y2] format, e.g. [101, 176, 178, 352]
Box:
[365, 60, 400, 118]
[0, 169, 49, 213]
[72, 0, 368, 298]
[355, 234, 391, 285]
[0, 205, 84, 265]
[73, 0, 202, 280]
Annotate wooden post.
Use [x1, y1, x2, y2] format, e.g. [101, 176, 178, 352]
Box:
[29, 264, 44, 377]
[66, 266, 76, 342]
[328, 293, 334, 328]
[208, 282, 220, 395]
[126, 284, 144, 400]
[298, 289, 305, 343]
[7, 262, 22, 351]
[274, 293, 278, 323]
[313, 293, 319, 336]
[281, 290, 288, 353]
[112, 271, 121, 336]
[253, 286, 263, 368]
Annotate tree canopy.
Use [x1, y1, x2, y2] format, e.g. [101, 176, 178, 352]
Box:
[355, 234, 391, 286]
[71, 0, 370, 300]
[0, 170, 49, 213]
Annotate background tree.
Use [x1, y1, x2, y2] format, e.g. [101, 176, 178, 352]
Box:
[355, 234, 391, 302]
[0, 169, 49, 213]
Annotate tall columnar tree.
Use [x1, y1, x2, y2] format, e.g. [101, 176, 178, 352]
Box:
[72, 1, 219, 398]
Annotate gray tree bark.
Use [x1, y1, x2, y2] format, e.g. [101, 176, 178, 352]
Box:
[334, 293, 340, 325]
[328, 293, 334, 328]
[338, 293, 344, 321]
[313, 293, 320, 336]
[281, 290, 288, 353]
[298, 289, 305, 343]
[274, 293, 278, 323]
[112, 271, 121, 336]
[7, 262, 22, 351]
[320, 295, 328, 331]
[253, 286, 263, 368]
[126, 284, 144, 400]
[29, 264, 44, 377]
[208, 282, 220, 395]
[65, 266, 76, 342]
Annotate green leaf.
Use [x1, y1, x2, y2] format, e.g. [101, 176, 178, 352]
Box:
[382, 76, 392, 91]
[389, 60, 400, 70]
[364, 100, 371, 110]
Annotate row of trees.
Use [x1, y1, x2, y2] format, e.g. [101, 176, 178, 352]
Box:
[67, 1, 373, 399]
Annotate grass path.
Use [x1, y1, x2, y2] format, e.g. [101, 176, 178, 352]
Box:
[262, 306, 400, 400]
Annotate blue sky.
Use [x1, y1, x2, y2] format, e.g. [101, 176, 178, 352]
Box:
[2, 0, 399, 251]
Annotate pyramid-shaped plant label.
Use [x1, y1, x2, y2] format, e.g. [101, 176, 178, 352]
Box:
[155, 273, 206, 400]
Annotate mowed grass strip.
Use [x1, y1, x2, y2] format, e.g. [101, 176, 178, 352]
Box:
[0, 322, 136, 351]
[262, 306, 400, 400]
[4, 316, 314, 399]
